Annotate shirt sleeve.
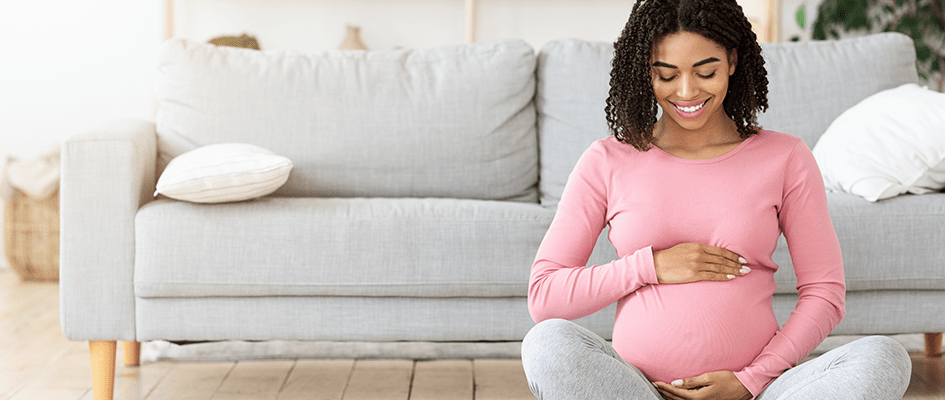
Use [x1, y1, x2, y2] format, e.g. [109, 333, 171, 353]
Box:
[528, 142, 660, 323]
[733, 141, 846, 397]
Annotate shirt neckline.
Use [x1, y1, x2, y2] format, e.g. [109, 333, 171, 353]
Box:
[650, 132, 761, 165]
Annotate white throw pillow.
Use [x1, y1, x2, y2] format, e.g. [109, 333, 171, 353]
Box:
[812, 83, 945, 202]
[155, 143, 293, 203]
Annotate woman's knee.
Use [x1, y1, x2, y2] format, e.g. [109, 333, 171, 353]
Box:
[853, 336, 910, 369]
[848, 336, 912, 396]
[522, 319, 575, 361]
[522, 319, 580, 398]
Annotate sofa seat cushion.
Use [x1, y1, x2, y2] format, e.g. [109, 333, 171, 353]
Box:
[773, 192, 945, 293]
[134, 198, 552, 299]
[156, 39, 538, 202]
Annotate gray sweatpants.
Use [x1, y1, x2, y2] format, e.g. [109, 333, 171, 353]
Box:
[522, 319, 912, 400]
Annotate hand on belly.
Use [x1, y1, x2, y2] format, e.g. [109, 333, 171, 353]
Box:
[653, 242, 752, 284]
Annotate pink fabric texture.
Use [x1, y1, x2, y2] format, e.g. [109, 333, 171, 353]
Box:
[528, 131, 845, 397]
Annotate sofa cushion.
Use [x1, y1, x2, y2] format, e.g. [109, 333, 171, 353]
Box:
[134, 198, 553, 298]
[534, 33, 918, 209]
[772, 192, 945, 293]
[156, 39, 538, 202]
[155, 143, 293, 203]
[757, 33, 918, 148]
[535, 39, 615, 209]
[812, 83, 945, 202]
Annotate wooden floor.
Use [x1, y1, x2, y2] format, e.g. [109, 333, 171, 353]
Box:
[1, 268, 942, 400]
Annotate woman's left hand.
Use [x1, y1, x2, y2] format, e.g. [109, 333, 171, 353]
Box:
[654, 371, 752, 400]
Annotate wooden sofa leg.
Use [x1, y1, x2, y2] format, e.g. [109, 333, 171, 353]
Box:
[123, 341, 141, 366]
[926, 333, 943, 358]
[89, 341, 116, 400]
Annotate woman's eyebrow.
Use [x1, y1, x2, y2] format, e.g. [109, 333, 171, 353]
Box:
[652, 57, 722, 69]
[693, 57, 721, 67]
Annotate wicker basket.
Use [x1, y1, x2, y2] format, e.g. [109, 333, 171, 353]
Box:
[4, 189, 59, 281]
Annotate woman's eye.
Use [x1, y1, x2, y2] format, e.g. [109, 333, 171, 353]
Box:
[698, 72, 717, 79]
[658, 76, 676, 82]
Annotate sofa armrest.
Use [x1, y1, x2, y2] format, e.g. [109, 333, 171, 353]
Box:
[60, 120, 157, 341]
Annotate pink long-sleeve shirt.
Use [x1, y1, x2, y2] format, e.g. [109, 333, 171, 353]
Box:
[528, 130, 845, 397]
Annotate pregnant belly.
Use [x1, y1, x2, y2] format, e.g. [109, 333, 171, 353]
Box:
[611, 271, 779, 383]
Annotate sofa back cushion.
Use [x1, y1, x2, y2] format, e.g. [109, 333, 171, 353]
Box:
[756, 32, 918, 148]
[535, 39, 615, 209]
[156, 39, 539, 202]
[535, 33, 918, 209]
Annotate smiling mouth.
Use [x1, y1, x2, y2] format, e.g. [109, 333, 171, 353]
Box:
[672, 99, 709, 113]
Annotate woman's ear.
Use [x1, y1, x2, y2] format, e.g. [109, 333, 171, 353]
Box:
[728, 48, 738, 76]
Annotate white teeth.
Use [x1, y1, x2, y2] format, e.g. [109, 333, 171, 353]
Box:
[675, 101, 705, 113]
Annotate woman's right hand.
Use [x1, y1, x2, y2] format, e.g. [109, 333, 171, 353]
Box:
[653, 243, 750, 284]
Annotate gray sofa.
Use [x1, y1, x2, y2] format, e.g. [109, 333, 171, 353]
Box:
[61, 32, 943, 399]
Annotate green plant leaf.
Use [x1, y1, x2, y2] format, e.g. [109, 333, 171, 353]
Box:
[898, 16, 922, 38]
[796, 6, 806, 29]
[839, 1, 872, 30]
[812, 0, 873, 39]
[811, 0, 945, 82]
[917, 44, 933, 62]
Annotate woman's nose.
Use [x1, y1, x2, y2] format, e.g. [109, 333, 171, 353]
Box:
[677, 75, 698, 99]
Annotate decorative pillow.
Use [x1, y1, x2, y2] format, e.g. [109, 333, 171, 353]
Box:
[155, 143, 293, 203]
[812, 83, 945, 202]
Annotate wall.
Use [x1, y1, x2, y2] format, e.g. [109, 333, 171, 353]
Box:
[0, 0, 164, 160]
[0, 0, 165, 269]
[173, 0, 635, 53]
[175, 0, 775, 52]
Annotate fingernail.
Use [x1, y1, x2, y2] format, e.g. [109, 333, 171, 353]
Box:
[740, 267, 751, 274]
[738, 257, 747, 264]
[727, 274, 736, 279]
[671, 379, 684, 387]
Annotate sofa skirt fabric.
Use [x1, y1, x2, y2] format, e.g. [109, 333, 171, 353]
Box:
[143, 339, 529, 362]
[135, 197, 555, 298]
[133, 290, 943, 346]
[134, 296, 617, 343]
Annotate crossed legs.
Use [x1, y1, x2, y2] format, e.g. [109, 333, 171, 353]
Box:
[522, 319, 912, 400]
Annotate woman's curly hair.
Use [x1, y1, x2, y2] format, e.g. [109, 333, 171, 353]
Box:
[606, 0, 769, 151]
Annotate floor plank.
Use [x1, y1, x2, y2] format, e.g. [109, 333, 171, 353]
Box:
[0, 280, 74, 398]
[473, 359, 534, 400]
[113, 356, 174, 400]
[342, 360, 413, 400]
[143, 362, 235, 400]
[410, 360, 473, 400]
[277, 359, 353, 400]
[13, 341, 92, 391]
[911, 354, 945, 398]
[211, 360, 295, 400]
[6, 387, 89, 400]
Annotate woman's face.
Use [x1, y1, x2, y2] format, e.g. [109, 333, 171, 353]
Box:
[650, 31, 737, 133]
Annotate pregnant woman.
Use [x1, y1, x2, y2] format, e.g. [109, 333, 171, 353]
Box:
[521, 1, 912, 399]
